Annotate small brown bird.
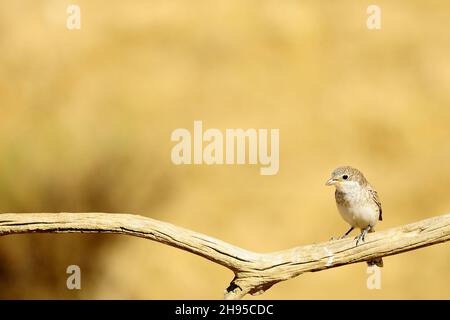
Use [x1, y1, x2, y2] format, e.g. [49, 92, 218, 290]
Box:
[326, 166, 383, 267]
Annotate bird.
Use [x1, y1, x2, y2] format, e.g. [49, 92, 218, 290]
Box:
[325, 166, 383, 267]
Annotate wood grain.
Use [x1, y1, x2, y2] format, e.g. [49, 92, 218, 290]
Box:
[1, 212, 449, 299]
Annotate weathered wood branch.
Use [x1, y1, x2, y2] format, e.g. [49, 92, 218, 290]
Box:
[0, 212, 449, 299]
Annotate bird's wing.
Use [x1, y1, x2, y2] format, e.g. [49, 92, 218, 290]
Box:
[369, 188, 382, 221]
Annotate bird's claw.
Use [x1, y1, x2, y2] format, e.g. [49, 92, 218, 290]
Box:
[354, 234, 365, 246]
[354, 226, 371, 246]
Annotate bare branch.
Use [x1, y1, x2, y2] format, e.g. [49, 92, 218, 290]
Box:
[1, 212, 449, 299]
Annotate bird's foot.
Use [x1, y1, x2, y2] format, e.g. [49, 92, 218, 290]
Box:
[354, 233, 365, 246]
[354, 226, 371, 246]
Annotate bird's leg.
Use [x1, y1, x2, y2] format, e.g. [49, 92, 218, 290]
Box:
[339, 227, 354, 239]
[355, 225, 372, 246]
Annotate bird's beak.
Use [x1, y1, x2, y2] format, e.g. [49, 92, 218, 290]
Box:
[325, 178, 337, 186]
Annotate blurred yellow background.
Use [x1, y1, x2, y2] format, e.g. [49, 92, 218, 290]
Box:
[0, 0, 449, 299]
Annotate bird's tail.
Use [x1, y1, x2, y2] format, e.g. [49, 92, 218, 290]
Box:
[367, 257, 384, 267]
[366, 227, 384, 267]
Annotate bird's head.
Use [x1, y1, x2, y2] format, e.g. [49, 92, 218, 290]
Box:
[325, 166, 367, 191]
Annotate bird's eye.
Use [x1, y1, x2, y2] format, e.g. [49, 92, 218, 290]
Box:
[342, 175, 348, 180]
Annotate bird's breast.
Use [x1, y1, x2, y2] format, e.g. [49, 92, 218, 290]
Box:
[335, 190, 379, 229]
